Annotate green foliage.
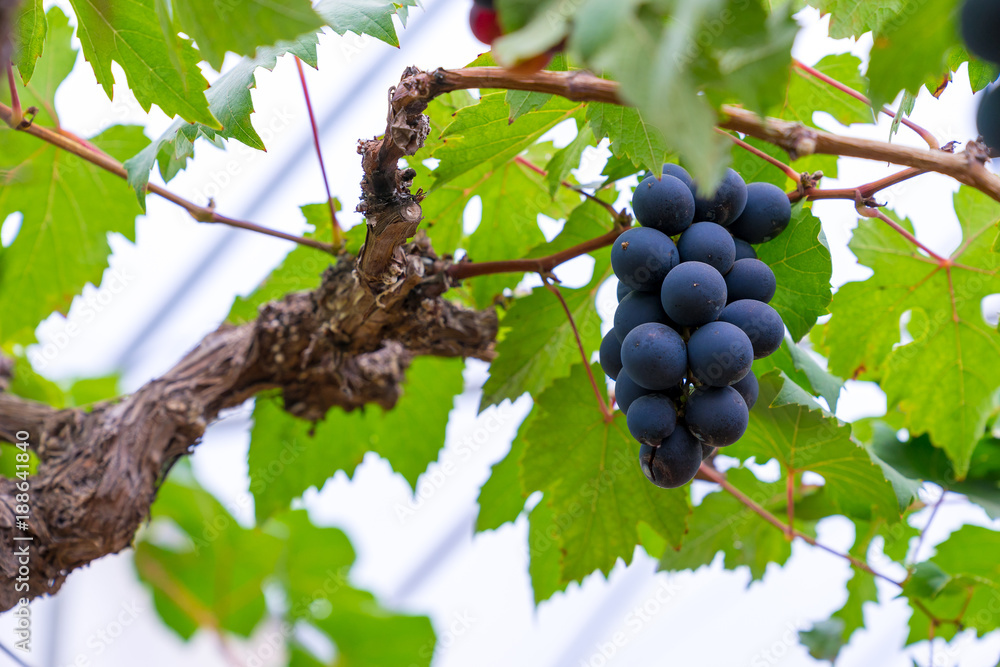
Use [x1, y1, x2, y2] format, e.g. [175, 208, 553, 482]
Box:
[520, 364, 691, 592]
[11, 0, 46, 84]
[825, 189, 1000, 479]
[316, 0, 418, 48]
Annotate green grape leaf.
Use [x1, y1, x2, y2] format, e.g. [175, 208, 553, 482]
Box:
[756, 203, 833, 342]
[889, 90, 917, 141]
[4, 352, 65, 408]
[659, 468, 799, 580]
[505, 53, 569, 122]
[520, 364, 691, 590]
[67, 375, 121, 406]
[135, 464, 282, 639]
[729, 373, 901, 523]
[753, 338, 843, 412]
[586, 104, 670, 178]
[904, 525, 1000, 643]
[476, 415, 530, 532]
[865, 0, 962, 107]
[11, 0, 46, 84]
[545, 123, 595, 197]
[903, 561, 951, 599]
[316, 0, 418, 48]
[164, 0, 324, 71]
[227, 202, 338, 324]
[527, 497, 569, 604]
[799, 619, 846, 662]
[431, 91, 583, 188]
[824, 188, 1000, 479]
[0, 9, 144, 345]
[68, 0, 218, 126]
[124, 35, 318, 206]
[806, 0, 905, 40]
[781, 54, 871, 128]
[248, 357, 463, 523]
[480, 240, 609, 409]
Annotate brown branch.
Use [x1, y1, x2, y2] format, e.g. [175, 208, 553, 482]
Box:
[0, 235, 497, 611]
[0, 101, 336, 254]
[699, 464, 904, 587]
[791, 59, 939, 149]
[448, 226, 624, 280]
[786, 469, 795, 540]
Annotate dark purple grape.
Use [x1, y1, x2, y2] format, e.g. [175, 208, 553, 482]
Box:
[701, 444, 716, 460]
[614, 291, 674, 343]
[961, 0, 1000, 64]
[692, 168, 748, 227]
[725, 258, 776, 304]
[626, 394, 678, 445]
[685, 386, 749, 446]
[615, 370, 654, 414]
[731, 370, 759, 410]
[733, 237, 757, 261]
[687, 321, 753, 387]
[660, 261, 727, 327]
[611, 227, 680, 291]
[977, 85, 1000, 151]
[729, 182, 792, 244]
[717, 299, 784, 359]
[662, 163, 694, 188]
[600, 330, 623, 380]
[632, 174, 696, 236]
[617, 280, 633, 302]
[621, 322, 688, 390]
[677, 222, 736, 274]
[639, 423, 702, 489]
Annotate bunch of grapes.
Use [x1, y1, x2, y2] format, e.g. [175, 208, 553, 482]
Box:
[599, 165, 790, 489]
[961, 0, 1000, 150]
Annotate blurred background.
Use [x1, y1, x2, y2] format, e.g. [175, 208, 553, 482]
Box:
[1, 1, 999, 665]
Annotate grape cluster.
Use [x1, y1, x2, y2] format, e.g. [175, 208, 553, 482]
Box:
[961, 0, 1000, 150]
[600, 165, 789, 489]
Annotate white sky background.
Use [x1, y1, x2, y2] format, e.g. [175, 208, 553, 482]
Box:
[2, 1, 1000, 666]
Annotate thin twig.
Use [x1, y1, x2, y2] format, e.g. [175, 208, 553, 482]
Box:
[909, 489, 948, 566]
[795, 167, 927, 202]
[543, 275, 611, 419]
[5, 60, 21, 128]
[295, 56, 341, 245]
[699, 463, 904, 587]
[717, 128, 800, 182]
[792, 59, 939, 149]
[513, 155, 619, 217]
[0, 101, 336, 254]
[448, 226, 624, 280]
[786, 470, 795, 540]
[855, 193, 948, 264]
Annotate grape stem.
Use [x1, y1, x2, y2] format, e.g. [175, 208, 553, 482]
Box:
[699, 463, 905, 587]
[543, 275, 612, 420]
[0, 100, 337, 254]
[4, 60, 21, 128]
[855, 194, 949, 264]
[716, 129, 801, 182]
[513, 155, 621, 218]
[295, 56, 342, 246]
[791, 59, 939, 150]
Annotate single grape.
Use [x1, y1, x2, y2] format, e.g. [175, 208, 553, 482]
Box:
[701, 444, 716, 460]
[662, 163, 694, 188]
[611, 227, 680, 291]
[600, 330, 623, 380]
[660, 261, 728, 327]
[677, 222, 737, 274]
[718, 299, 785, 359]
[731, 370, 759, 410]
[725, 258, 776, 304]
[977, 85, 1000, 151]
[961, 0, 1000, 64]
[632, 174, 696, 236]
[728, 182, 792, 244]
[469, 5, 502, 45]
[687, 321, 753, 387]
[621, 322, 688, 390]
[692, 168, 748, 227]
[733, 237, 757, 261]
[617, 280, 633, 303]
[615, 370, 654, 414]
[638, 423, 702, 489]
[626, 394, 678, 445]
[685, 386, 749, 446]
[614, 290, 674, 342]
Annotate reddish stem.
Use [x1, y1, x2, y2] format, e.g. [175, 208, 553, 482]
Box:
[855, 194, 948, 264]
[544, 277, 611, 419]
[699, 464, 904, 587]
[794, 167, 926, 202]
[513, 155, 620, 217]
[792, 59, 939, 149]
[717, 129, 800, 182]
[786, 470, 795, 540]
[295, 56, 341, 243]
[5, 61, 21, 127]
